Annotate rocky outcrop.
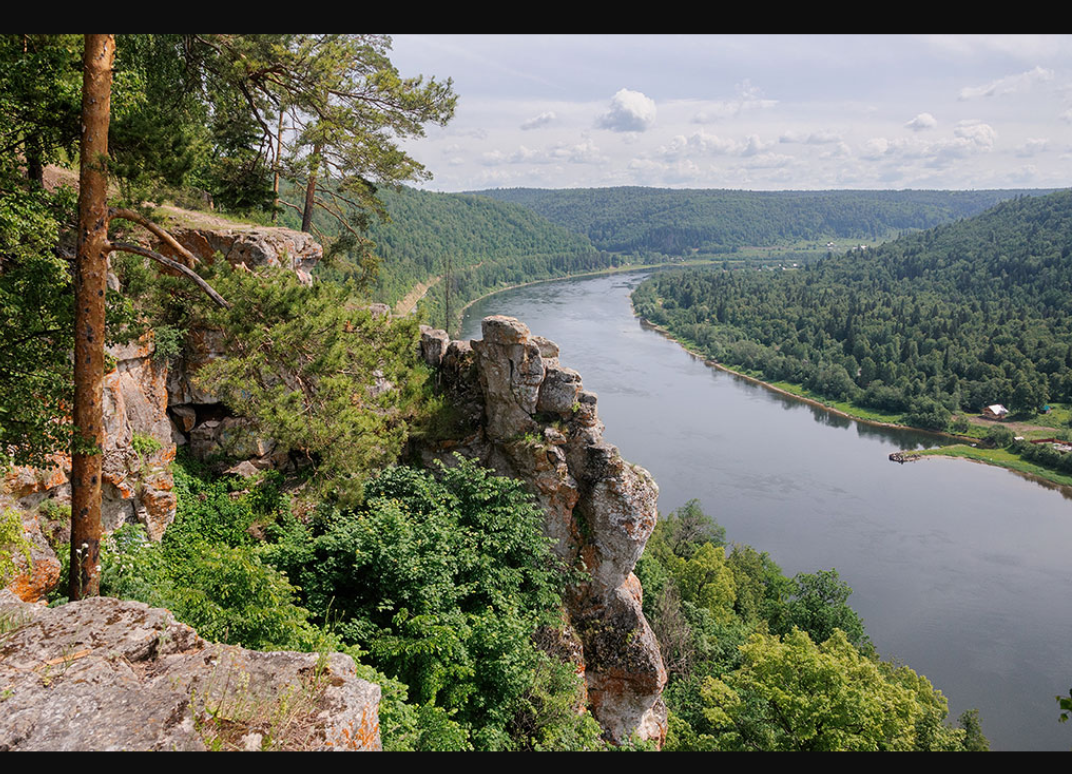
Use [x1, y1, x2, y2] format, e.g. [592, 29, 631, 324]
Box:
[3, 220, 322, 602]
[417, 316, 667, 746]
[2, 333, 178, 601]
[0, 590, 381, 751]
[160, 220, 322, 286]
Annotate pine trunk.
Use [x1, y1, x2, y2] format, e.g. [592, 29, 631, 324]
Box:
[70, 33, 114, 600]
[300, 142, 321, 233]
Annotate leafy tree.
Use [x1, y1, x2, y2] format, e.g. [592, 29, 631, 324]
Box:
[655, 498, 726, 559]
[770, 569, 870, 651]
[263, 457, 571, 750]
[701, 628, 974, 751]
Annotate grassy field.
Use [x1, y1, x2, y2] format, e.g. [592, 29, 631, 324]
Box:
[918, 443, 1072, 489]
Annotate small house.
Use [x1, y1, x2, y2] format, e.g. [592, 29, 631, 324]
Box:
[982, 404, 1009, 420]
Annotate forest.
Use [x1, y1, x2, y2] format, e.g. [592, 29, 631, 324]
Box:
[632, 190, 1072, 477]
[0, 33, 1031, 751]
[472, 186, 1055, 255]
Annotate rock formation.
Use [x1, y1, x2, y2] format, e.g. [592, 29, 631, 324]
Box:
[417, 316, 667, 746]
[2, 221, 320, 601]
[0, 590, 381, 751]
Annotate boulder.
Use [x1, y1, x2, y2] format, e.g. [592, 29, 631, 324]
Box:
[0, 591, 381, 751]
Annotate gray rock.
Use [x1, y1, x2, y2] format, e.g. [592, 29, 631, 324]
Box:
[0, 592, 381, 751]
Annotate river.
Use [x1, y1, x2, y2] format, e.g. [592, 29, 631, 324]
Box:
[461, 270, 1072, 751]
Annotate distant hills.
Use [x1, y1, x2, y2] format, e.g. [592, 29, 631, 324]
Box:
[284, 183, 1060, 332]
[632, 187, 1072, 426]
[468, 187, 1058, 255]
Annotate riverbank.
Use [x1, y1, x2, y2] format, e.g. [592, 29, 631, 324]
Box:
[633, 313, 1072, 494]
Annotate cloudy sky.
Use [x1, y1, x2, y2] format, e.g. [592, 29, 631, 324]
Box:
[385, 34, 1072, 193]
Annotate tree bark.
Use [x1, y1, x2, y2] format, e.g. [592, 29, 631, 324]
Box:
[70, 33, 114, 600]
[300, 142, 321, 233]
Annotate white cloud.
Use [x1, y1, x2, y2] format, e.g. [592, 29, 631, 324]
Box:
[741, 152, 793, 169]
[1009, 164, 1038, 183]
[659, 131, 738, 158]
[510, 145, 540, 162]
[740, 135, 770, 157]
[780, 129, 843, 144]
[862, 138, 891, 160]
[1015, 138, 1049, 157]
[657, 130, 773, 159]
[520, 111, 556, 130]
[596, 88, 657, 132]
[958, 65, 1053, 100]
[953, 121, 997, 148]
[1060, 108, 1072, 124]
[692, 80, 778, 123]
[905, 112, 938, 131]
[548, 138, 606, 164]
[820, 142, 852, 159]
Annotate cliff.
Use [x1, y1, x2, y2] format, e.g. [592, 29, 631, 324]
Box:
[417, 316, 668, 745]
[1, 220, 322, 600]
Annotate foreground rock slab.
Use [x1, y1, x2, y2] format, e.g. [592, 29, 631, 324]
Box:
[0, 591, 380, 751]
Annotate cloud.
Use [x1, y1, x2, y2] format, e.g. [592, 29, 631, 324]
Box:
[657, 130, 772, 159]
[741, 152, 793, 169]
[958, 65, 1053, 100]
[548, 138, 606, 163]
[861, 137, 891, 160]
[740, 135, 770, 157]
[905, 113, 937, 131]
[779, 129, 843, 144]
[1061, 108, 1072, 124]
[692, 79, 777, 123]
[659, 130, 738, 158]
[520, 111, 556, 130]
[1015, 138, 1048, 157]
[597, 88, 657, 132]
[1009, 164, 1038, 183]
[478, 139, 606, 166]
[953, 121, 997, 148]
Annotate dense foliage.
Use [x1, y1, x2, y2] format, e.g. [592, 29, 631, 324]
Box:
[263, 457, 586, 750]
[97, 454, 600, 751]
[474, 186, 1053, 255]
[634, 190, 1072, 431]
[635, 500, 987, 751]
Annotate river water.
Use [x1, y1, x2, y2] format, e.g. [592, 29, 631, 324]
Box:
[461, 270, 1072, 751]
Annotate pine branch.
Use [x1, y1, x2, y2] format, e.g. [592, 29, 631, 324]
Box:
[108, 241, 230, 309]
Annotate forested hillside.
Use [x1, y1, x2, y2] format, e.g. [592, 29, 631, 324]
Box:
[633, 189, 1072, 433]
[278, 183, 622, 328]
[474, 187, 1055, 256]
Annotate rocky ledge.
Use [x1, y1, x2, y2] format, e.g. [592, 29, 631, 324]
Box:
[0, 590, 381, 751]
[418, 316, 667, 746]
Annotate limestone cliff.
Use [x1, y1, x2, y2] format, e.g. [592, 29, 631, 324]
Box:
[417, 316, 668, 745]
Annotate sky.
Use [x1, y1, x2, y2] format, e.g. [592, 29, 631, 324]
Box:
[385, 34, 1072, 193]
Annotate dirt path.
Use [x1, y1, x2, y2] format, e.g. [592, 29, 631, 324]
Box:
[394, 275, 441, 316]
[962, 415, 1054, 434]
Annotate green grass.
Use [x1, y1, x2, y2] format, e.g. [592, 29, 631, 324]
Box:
[918, 444, 1072, 488]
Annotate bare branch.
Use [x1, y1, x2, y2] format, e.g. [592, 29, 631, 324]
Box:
[109, 241, 231, 309]
[108, 207, 201, 269]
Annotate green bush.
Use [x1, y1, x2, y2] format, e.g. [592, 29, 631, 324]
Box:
[263, 456, 572, 750]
